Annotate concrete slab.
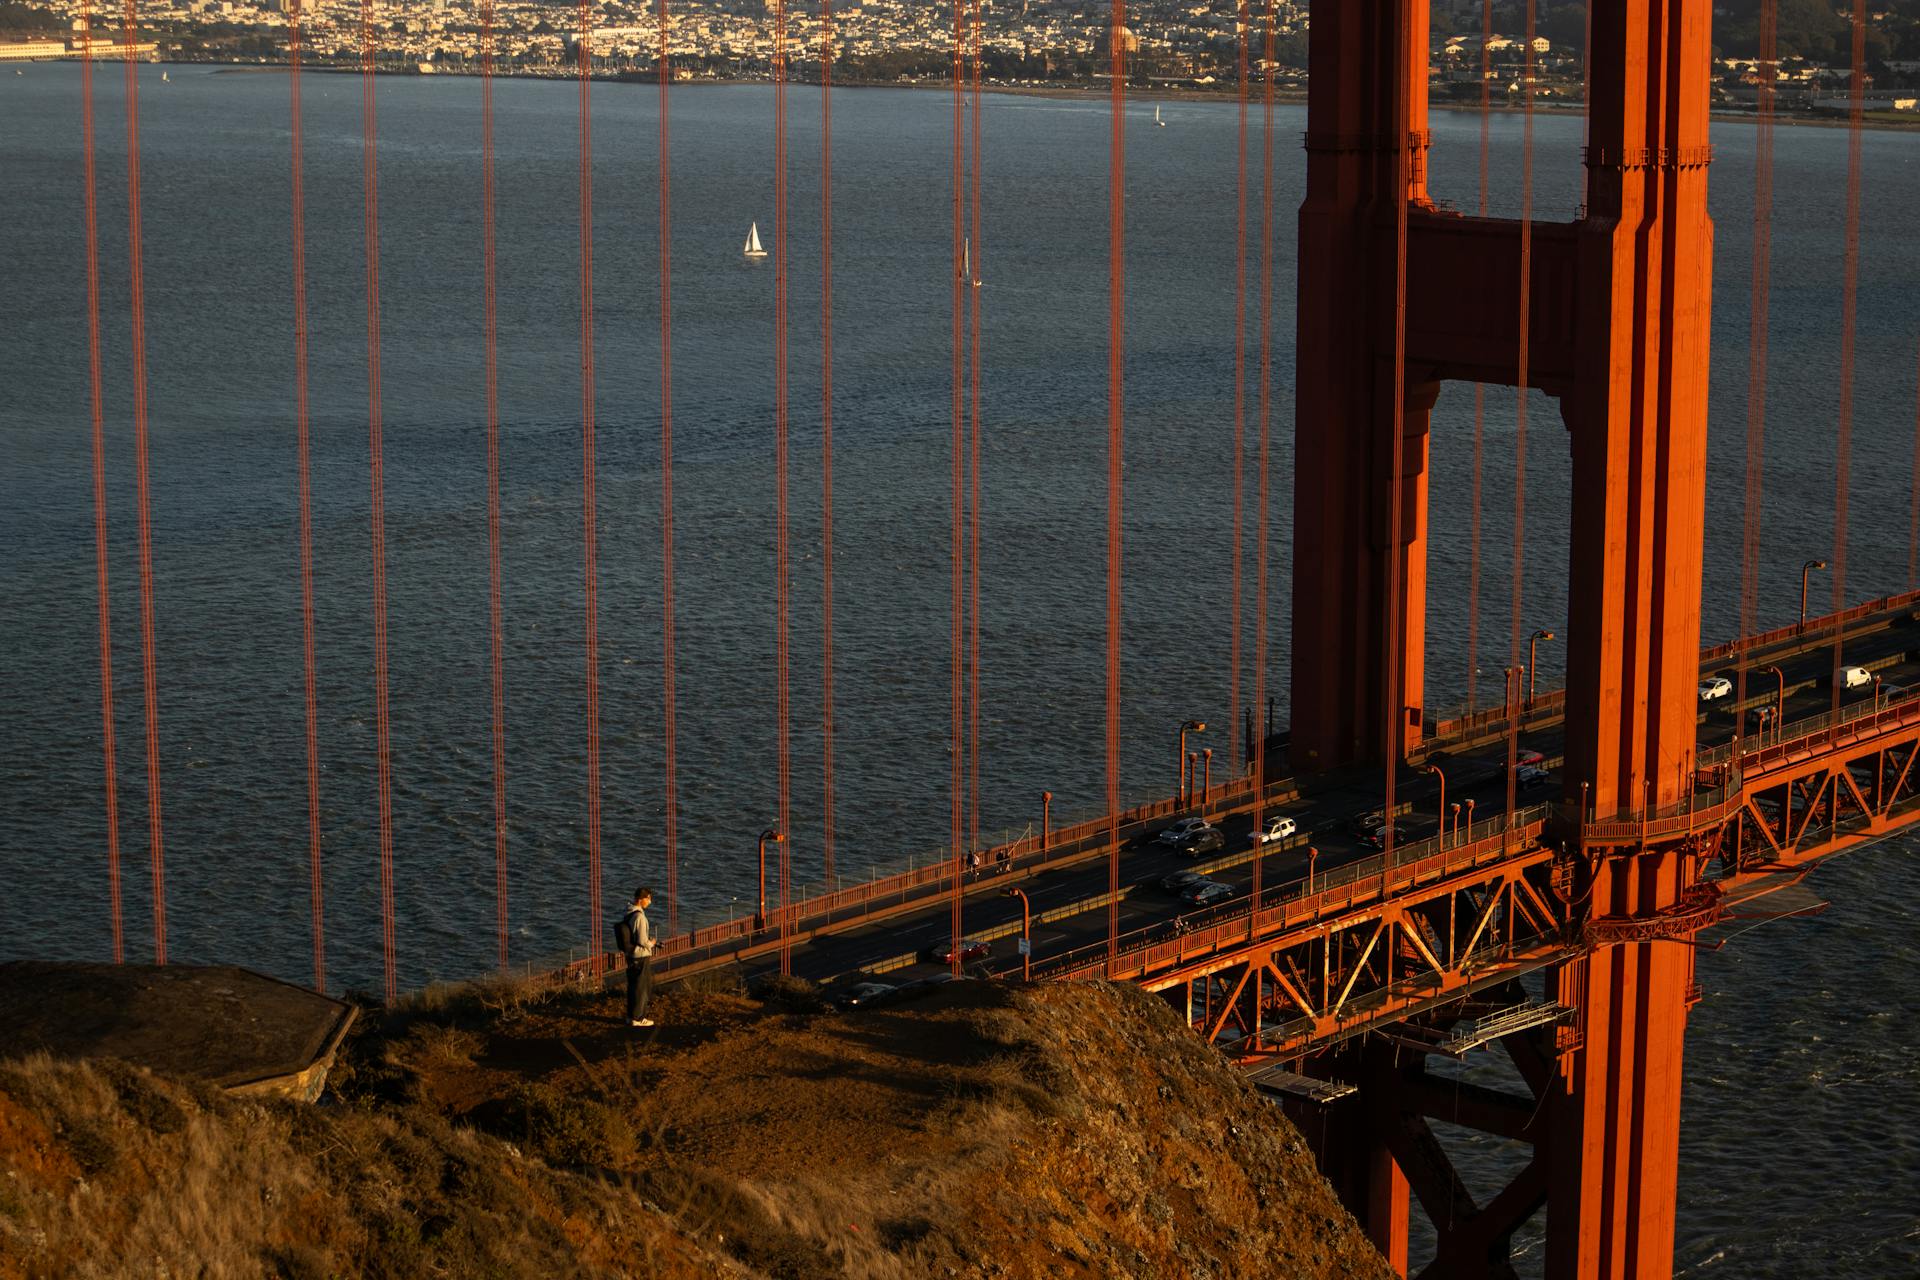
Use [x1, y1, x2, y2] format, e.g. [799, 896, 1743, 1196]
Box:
[0, 962, 355, 1101]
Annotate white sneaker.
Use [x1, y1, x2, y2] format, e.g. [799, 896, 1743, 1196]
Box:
[631, 1018, 654, 1028]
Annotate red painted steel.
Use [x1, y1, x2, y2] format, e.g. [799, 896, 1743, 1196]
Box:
[576, 7, 605, 975]
[1736, 0, 1776, 722]
[79, 4, 123, 965]
[1104, 0, 1126, 975]
[772, 0, 793, 976]
[1250, 0, 1275, 915]
[949, 0, 966, 973]
[1229, 0, 1248, 772]
[1830, 1, 1865, 718]
[967, 0, 984, 859]
[482, 0, 508, 971]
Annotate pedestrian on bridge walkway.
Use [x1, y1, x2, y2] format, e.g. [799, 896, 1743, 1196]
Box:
[617, 887, 656, 1028]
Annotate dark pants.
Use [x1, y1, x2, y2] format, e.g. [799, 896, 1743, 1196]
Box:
[625, 955, 653, 1023]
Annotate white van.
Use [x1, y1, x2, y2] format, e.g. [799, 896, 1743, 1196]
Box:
[1842, 666, 1872, 689]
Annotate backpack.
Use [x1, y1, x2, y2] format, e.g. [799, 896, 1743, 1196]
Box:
[614, 910, 638, 955]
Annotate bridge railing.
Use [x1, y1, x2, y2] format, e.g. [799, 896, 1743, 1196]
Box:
[552, 759, 1313, 983]
[1032, 804, 1555, 981]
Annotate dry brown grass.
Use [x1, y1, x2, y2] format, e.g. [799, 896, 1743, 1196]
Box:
[2, 979, 1395, 1280]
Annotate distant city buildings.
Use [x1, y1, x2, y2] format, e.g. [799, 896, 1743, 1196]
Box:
[3, 0, 1915, 112]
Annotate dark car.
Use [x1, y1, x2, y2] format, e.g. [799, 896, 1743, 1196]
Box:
[1178, 827, 1225, 857]
[1358, 824, 1410, 850]
[832, 981, 898, 1009]
[1158, 869, 1207, 894]
[925, 937, 991, 966]
[1351, 811, 1387, 837]
[1181, 880, 1237, 908]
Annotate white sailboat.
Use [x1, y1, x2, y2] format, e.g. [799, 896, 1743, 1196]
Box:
[1154, 104, 1165, 127]
[743, 221, 768, 258]
[161, 70, 170, 82]
[962, 236, 981, 287]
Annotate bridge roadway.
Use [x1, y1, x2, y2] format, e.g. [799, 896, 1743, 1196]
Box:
[628, 592, 1920, 1009]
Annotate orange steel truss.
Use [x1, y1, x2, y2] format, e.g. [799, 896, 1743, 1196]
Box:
[1076, 700, 1920, 1276]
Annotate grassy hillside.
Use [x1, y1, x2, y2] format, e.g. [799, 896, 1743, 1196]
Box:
[1, 975, 1393, 1279]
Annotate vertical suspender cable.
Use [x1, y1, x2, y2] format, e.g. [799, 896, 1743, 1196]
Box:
[1466, 0, 1490, 716]
[576, 5, 605, 970]
[658, 0, 680, 932]
[1736, 0, 1776, 717]
[949, 0, 966, 971]
[819, 0, 836, 888]
[1250, 0, 1275, 923]
[1910, 336, 1919, 591]
[1830, 0, 1864, 715]
[1229, 0, 1248, 770]
[1104, 0, 1126, 976]
[291, 0, 326, 989]
[122, 0, 165, 963]
[481, 0, 509, 969]
[360, 0, 397, 1000]
[81, 2, 124, 964]
[774, 0, 793, 975]
[1380, 0, 1413, 881]
[1505, 0, 1537, 832]
[967, 0, 985, 858]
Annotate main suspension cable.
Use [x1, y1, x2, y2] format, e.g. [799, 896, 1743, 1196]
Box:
[81, 0, 124, 964]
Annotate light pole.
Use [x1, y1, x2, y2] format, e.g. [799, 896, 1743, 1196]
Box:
[1003, 887, 1032, 980]
[1177, 720, 1207, 804]
[1449, 802, 1461, 849]
[1041, 790, 1052, 852]
[1463, 798, 1475, 841]
[1527, 630, 1555, 708]
[1201, 748, 1213, 803]
[756, 827, 784, 928]
[1426, 764, 1446, 834]
[1800, 559, 1827, 628]
[1306, 846, 1318, 896]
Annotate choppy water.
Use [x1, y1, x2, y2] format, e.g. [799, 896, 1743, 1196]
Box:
[1, 65, 1917, 1273]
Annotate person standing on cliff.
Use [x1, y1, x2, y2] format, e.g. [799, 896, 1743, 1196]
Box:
[617, 887, 656, 1028]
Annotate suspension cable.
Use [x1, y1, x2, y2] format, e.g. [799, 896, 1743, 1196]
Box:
[658, 0, 680, 932]
[819, 0, 836, 888]
[950, 0, 967, 972]
[81, 0, 123, 964]
[576, 3, 605, 971]
[1230, 0, 1248, 770]
[774, 0, 793, 975]
[1736, 0, 1776, 717]
[360, 0, 396, 999]
[967, 0, 985, 858]
[481, 0, 509, 969]
[122, 0, 165, 963]
[1466, 0, 1490, 716]
[1104, 0, 1126, 975]
[1831, 0, 1864, 716]
[1251, 0, 1276, 921]
[291, 0, 326, 989]
[1505, 0, 1537, 834]
[1380, 0, 1413, 879]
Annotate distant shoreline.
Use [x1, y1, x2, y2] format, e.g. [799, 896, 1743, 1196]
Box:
[180, 58, 1920, 132]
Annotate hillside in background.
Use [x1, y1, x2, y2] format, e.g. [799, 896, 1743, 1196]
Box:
[0, 976, 1395, 1279]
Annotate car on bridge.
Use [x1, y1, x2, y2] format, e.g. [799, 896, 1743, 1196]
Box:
[924, 937, 991, 966]
[1180, 879, 1237, 908]
[1177, 827, 1225, 856]
[832, 981, 898, 1009]
[1351, 811, 1387, 837]
[1156, 817, 1215, 846]
[1842, 665, 1872, 690]
[1698, 676, 1733, 701]
[1517, 765, 1551, 789]
[1358, 824, 1410, 850]
[1515, 749, 1545, 769]
[1158, 869, 1207, 894]
[1254, 816, 1298, 845]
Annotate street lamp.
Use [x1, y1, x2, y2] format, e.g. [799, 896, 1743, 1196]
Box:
[1766, 665, 1785, 741]
[1527, 630, 1555, 707]
[1449, 802, 1461, 849]
[756, 827, 784, 928]
[1426, 764, 1446, 833]
[1463, 798, 1475, 841]
[1177, 720, 1207, 805]
[1306, 846, 1319, 895]
[1800, 559, 1827, 628]
[1003, 887, 1032, 980]
[1041, 791, 1053, 852]
[1201, 748, 1213, 803]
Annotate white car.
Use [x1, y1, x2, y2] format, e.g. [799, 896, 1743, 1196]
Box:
[1842, 666, 1872, 690]
[1156, 817, 1214, 846]
[1698, 677, 1732, 701]
[1254, 816, 1298, 845]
